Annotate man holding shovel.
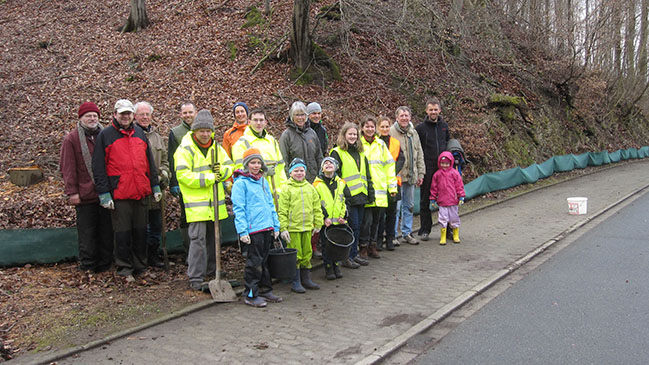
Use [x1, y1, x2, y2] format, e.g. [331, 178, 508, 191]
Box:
[174, 109, 234, 292]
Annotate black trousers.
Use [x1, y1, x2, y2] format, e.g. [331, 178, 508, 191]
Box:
[76, 203, 113, 271]
[360, 206, 384, 245]
[112, 199, 148, 276]
[242, 230, 273, 298]
[377, 198, 398, 244]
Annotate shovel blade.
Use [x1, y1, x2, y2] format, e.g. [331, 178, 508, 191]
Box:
[208, 279, 238, 302]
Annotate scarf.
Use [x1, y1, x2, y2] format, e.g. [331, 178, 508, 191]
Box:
[77, 121, 102, 184]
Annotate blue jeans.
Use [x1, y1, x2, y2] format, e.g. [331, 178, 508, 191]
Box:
[348, 205, 365, 259]
[400, 183, 415, 236]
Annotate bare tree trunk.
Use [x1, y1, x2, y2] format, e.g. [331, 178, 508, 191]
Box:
[121, 0, 149, 33]
[613, 2, 623, 78]
[624, 0, 637, 77]
[290, 0, 312, 71]
[639, 0, 649, 79]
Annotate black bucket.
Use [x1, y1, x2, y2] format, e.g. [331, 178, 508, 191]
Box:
[323, 224, 354, 262]
[268, 247, 297, 280]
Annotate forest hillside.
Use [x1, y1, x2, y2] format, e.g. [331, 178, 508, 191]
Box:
[1, 0, 648, 229]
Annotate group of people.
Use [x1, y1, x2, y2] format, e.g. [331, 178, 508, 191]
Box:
[59, 96, 465, 308]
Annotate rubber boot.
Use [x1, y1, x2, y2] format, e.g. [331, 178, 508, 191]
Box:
[325, 264, 336, 280]
[291, 268, 306, 293]
[440, 227, 447, 245]
[368, 242, 381, 259]
[452, 227, 460, 243]
[333, 262, 343, 278]
[300, 268, 320, 290]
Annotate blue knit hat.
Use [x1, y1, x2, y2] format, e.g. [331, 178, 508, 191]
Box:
[232, 102, 249, 117]
[288, 158, 307, 174]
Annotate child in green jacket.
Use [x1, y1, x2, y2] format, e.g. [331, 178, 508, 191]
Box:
[279, 158, 324, 293]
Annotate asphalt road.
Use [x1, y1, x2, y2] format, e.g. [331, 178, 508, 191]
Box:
[413, 191, 649, 364]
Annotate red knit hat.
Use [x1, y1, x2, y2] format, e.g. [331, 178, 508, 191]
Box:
[78, 102, 100, 118]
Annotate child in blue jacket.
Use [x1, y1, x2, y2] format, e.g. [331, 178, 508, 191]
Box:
[232, 148, 282, 308]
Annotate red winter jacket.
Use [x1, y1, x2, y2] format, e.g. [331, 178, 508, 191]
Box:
[92, 120, 158, 200]
[60, 128, 100, 204]
[429, 151, 465, 207]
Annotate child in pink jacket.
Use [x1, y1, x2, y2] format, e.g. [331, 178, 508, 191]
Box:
[429, 151, 465, 244]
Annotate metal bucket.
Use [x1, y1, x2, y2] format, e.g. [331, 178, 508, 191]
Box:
[268, 247, 297, 280]
[323, 224, 354, 262]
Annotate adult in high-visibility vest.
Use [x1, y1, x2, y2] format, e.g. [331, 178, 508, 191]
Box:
[359, 116, 397, 260]
[313, 157, 352, 280]
[231, 108, 287, 196]
[330, 122, 374, 269]
[377, 116, 404, 251]
[174, 109, 234, 292]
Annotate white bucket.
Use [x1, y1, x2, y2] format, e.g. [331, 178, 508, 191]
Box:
[567, 197, 588, 215]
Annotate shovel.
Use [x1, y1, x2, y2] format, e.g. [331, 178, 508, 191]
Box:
[208, 149, 237, 302]
[266, 161, 279, 211]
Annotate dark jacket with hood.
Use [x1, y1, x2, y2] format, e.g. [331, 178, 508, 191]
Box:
[279, 116, 323, 182]
[415, 115, 450, 170]
[308, 118, 329, 156]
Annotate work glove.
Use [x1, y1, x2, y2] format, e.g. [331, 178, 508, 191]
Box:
[459, 197, 465, 205]
[99, 192, 114, 210]
[266, 164, 276, 177]
[153, 185, 162, 202]
[429, 200, 438, 210]
[170, 186, 180, 198]
[312, 228, 320, 235]
[280, 230, 291, 243]
[213, 163, 221, 181]
[240, 235, 250, 244]
[274, 230, 280, 240]
[224, 181, 233, 195]
[159, 170, 170, 189]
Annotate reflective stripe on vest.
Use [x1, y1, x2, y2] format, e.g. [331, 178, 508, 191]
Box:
[332, 147, 367, 197]
[313, 177, 347, 221]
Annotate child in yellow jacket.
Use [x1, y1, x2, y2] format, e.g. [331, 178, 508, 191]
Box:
[278, 158, 324, 293]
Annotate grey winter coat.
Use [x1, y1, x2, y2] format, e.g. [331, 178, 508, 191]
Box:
[279, 117, 323, 183]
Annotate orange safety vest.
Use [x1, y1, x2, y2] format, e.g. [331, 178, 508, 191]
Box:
[386, 136, 402, 186]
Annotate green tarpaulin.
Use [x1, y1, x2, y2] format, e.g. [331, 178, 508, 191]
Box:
[2, 147, 647, 267]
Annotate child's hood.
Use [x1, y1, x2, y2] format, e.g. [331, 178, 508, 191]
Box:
[437, 151, 454, 169]
[288, 177, 309, 187]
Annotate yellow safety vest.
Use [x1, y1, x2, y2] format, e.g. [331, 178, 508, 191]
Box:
[331, 146, 368, 198]
[231, 127, 287, 195]
[361, 135, 397, 208]
[175, 133, 233, 223]
[313, 176, 347, 223]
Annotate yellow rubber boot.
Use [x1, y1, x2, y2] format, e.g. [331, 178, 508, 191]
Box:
[452, 227, 460, 243]
[440, 228, 447, 245]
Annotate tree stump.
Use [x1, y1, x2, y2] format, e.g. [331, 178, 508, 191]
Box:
[8, 167, 44, 186]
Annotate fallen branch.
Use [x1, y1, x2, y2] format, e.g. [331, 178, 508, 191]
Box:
[3, 75, 74, 91]
[251, 33, 288, 74]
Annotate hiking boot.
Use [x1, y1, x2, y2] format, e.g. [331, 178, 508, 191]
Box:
[368, 243, 381, 259]
[333, 262, 343, 278]
[386, 239, 396, 251]
[420, 232, 430, 242]
[325, 264, 336, 280]
[359, 246, 369, 260]
[148, 255, 165, 268]
[342, 258, 360, 269]
[403, 234, 419, 245]
[353, 255, 369, 266]
[244, 296, 267, 308]
[376, 240, 384, 251]
[259, 291, 283, 303]
[190, 281, 208, 292]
